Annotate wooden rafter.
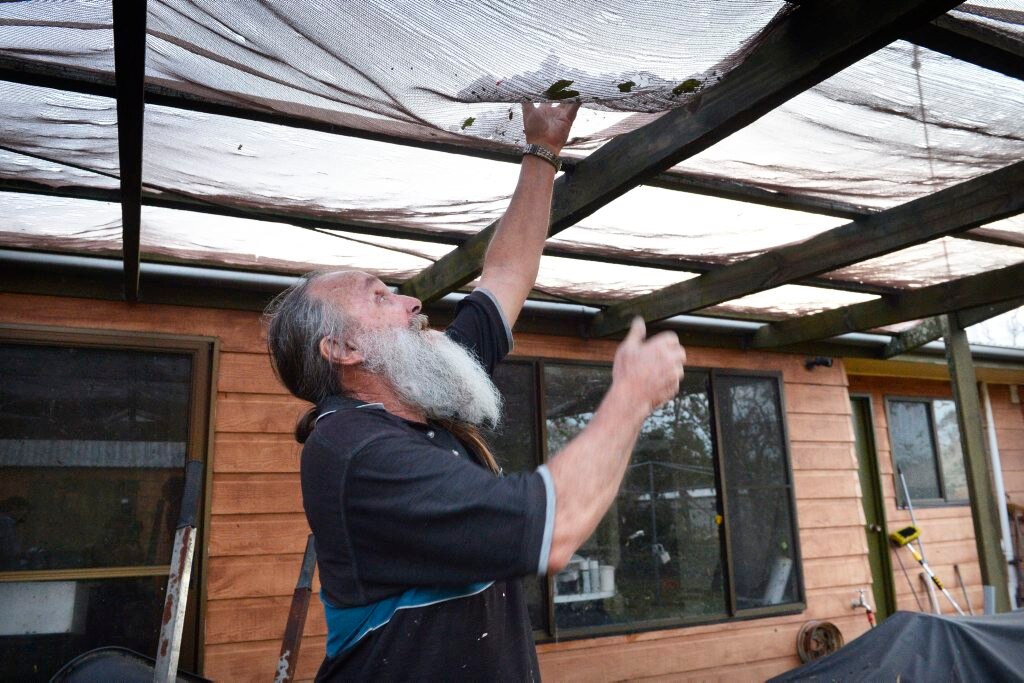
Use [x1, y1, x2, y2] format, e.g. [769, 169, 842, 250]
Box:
[111, 0, 147, 301]
[590, 161, 1024, 337]
[749, 261, 1024, 349]
[882, 297, 1024, 358]
[397, 0, 965, 303]
[907, 13, 1024, 81]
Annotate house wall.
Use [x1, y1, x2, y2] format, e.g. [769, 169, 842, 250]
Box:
[18, 291, 1022, 680]
[846, 375, 1024, 616]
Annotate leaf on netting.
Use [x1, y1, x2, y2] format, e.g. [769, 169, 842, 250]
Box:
[672, 78, 702, 96]
[461, 117, 476, 130]
[544, 79, 580, 100]
[617, 81, 636, 93]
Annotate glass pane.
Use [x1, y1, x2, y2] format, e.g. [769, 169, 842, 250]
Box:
[717, 376, 787, 487]
[0, 575, 166, 682]
[0, 344, 192, 570]
[715, 375, 799, 610]
[726, 487, 799, 609]
[545, 365, 726, 631]
[482, 361, 547, 633]
[888, 400, 942, 504]
[933, 400, 968, 502]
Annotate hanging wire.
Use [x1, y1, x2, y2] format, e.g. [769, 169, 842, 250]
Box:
[911, 44, 952, 281]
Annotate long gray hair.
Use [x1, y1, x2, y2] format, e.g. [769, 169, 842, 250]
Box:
[264, 272, 350, 442]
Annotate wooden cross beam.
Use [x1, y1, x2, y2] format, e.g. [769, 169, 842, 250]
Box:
[749, 261, 1024, 349]
[398, 0, 965, 303]
[882, 297, 1024, 358]
[590, 161, 1024, 337]
[907, 13, 1024, 81]
[111, 0, 148, 302]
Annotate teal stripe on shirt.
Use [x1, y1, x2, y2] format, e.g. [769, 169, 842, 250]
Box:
[322, 581, 494, 658]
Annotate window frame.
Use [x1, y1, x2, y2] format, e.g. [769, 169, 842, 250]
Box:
[884, 395, 969, 508]
[0, 323, 217, 672]
[497, 357, 805, 641]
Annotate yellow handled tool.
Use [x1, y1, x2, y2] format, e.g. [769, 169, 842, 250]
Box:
[889, 525, 965, 616]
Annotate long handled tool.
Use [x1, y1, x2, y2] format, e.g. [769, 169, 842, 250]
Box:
[275, 534, 318, 682]
[898, 468, 940, 612]
[889, 525, 965, 616]
[154, 459, 205, 682]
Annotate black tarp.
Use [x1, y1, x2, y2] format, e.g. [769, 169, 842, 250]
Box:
[769, 610, 1024, 682]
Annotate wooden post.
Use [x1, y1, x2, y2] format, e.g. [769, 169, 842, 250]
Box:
[941, 315, 1010, 612]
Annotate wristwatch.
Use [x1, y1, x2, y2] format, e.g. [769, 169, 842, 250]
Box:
[523, 143, 562, 172]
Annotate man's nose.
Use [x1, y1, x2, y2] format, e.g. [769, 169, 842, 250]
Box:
[402, 295, 422, 315]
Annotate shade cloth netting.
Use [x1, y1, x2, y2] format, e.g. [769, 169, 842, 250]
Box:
[0, 1, 1022, 319]
[769, 610, 1024, 682]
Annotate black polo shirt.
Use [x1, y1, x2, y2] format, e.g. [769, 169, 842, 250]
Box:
[301, 289, 555, 681]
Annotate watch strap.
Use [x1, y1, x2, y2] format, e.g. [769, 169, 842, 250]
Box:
[523, 143, 562, 172]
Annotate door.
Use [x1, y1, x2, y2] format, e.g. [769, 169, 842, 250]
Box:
[850, 395, 896, 621]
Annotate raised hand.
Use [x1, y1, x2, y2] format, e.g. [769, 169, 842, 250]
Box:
[522, 102, 580, 155]
[611, 317, 687, 415]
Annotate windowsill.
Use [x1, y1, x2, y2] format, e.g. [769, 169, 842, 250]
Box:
[896, 499, 970, 510]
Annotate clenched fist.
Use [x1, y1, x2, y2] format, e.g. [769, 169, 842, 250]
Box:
[611, 317, 686, 416]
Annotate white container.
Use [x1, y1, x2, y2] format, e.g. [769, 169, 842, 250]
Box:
[599, 565, 615, 594]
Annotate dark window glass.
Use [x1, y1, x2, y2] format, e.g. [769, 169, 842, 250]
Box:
[889, 400, 942, 502]
[483, 361, 546, 632]
[933, 400, 968, 502]
[0, 345, 192, 571]
[0, 341, 200, 681]
[0, 576, 166, 681]
[544, 365, 728, 632]
[716, 375, 798, 609]
[889, 398, 967, 505]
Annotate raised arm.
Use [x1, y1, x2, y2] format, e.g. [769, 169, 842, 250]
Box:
[477, 102, 579, 328]
[545, 318, 687, 572]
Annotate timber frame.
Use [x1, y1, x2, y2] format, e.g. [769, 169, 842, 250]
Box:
[1, 0, 1022, 617]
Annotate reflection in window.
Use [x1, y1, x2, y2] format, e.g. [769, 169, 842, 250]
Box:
[0, 345, 192, 571]
[716, 376, 798, 608]
[888, 398, 968, 505]
[484, 360, 801, 639]
[483, 361, 547, 633]
[0, 340, 201, 681]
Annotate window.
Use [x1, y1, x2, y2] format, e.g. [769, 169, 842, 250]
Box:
[886, 398, 968, 507]
[485, 360, 803, 639]
[0, 327, 212, 681]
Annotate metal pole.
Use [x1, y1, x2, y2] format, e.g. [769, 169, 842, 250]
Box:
[154, 460, 204, 683]
[899, 468, 940, 613]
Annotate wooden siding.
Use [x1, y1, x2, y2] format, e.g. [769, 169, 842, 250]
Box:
[10, 292, 1019, 680]
[846, 375, 1024, 616]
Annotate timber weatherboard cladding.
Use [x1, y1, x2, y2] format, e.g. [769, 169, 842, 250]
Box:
[845, 375, 1024, 615]
[4, 292, 1019, 679]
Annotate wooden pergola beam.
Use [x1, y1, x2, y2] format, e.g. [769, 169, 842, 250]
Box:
[907, 13, 1024, 81]
[398, 0, 964, 303]
[882, 297, 1024, 358]
[111, 0, 147, 302]
[590, 161, 1024, 337]
[749, 261, 1024, 349]
[942, 315, 1012, 612]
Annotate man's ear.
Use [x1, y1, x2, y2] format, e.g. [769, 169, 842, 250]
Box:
[319, 336, 363, 366]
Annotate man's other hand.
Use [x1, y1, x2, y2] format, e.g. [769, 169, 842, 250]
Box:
[611, 317, 687, 416]
[522, 102, 579, 155]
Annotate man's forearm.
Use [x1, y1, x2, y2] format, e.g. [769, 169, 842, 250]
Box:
[544, 383, 650, 572]
[479, 155, 557, 327]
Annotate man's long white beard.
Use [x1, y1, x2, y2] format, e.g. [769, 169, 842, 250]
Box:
[356, 319, 503, 428]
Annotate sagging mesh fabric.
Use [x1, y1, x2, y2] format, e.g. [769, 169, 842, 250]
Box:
[0, 1, 1022, 320]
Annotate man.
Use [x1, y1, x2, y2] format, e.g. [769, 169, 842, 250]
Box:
[265, 103, 686, 681]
